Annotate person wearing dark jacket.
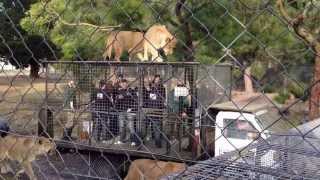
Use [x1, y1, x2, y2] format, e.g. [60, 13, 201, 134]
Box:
[91, 80, 114, 142]
[144, 75, 166, 148]
[114, 79, 138, 146]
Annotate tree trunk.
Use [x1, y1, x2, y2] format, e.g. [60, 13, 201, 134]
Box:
[309, 44, 320, 120]
[244, 66, 254, 94]
[176, 0, 194, 62]
[30, 63, 40, 78]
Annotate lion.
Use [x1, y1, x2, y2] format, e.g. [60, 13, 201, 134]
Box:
[103, 25, 176, 62]
[103, 30, 145, 61]
[0, 135, 55, 180]
[124, 159, 186, 180]
[143, 25, 177, 62]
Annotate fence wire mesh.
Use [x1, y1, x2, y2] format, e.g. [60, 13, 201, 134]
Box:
[0, 0, 320, 180]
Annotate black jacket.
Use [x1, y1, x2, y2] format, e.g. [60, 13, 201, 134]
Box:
[115, 88, 138, 112]
[144, 83, 166, 109]
[91, 88, 113, 112]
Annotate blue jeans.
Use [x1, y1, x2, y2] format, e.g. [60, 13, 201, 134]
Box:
[92, 112, 111, 141]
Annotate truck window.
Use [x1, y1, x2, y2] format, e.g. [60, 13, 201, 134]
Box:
[223, 119, 258, 140]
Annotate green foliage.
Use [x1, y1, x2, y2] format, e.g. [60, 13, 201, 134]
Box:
[251, 61, 266, 80]
[274, 89, 290, 104]
[8, 35, 60, 66]
[17, 0, 310, 68]
[288, 82, 308, 101]
[0, 0, 60, 76]
[108, 0, 151, 28]
[20, 0, 154, 60]
[263, 84, 277, 93]
[0, 0, 314, 88]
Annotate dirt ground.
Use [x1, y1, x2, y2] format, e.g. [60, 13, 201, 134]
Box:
[0, 74, 47, 134]
[0, 71, 69, 134]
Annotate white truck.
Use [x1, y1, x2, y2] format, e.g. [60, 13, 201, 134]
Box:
[166, 97, 312, 179]
[201, 95, 288, 157]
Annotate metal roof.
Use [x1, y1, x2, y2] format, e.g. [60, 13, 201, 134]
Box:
[208, 94, 293, 133]
[167, 119, 320, 180]
[208, 94, 281, 113]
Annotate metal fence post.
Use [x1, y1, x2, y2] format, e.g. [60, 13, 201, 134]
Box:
[138, 64, 144, 145]
[38, 62, 54, 138]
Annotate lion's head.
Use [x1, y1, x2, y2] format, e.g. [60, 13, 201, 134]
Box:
[163, 36, 177, 55]
[157, 25, 177, 55]
[36, 137, 55, 155]
[145, 25, 177, 57]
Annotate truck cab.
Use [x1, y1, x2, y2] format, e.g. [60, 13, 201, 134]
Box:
[215, 111, 267, 156]
[202, 95, 287, 157]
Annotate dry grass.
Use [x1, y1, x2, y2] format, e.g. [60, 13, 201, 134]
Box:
[0, 74, 64, 134]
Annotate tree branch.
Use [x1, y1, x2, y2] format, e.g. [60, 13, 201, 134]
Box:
[175, 0, 194, 61]
[277, 0, 293, 24]
[277, 0, 315, 44]
[175, 0, 185, 23]
[47, 8, 121, 32]
[277, 0, 305, 25]
[58, 19, 121, 31]
[295, 26, 316, 44]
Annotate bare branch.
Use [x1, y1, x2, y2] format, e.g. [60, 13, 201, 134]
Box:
[57, 18, 121, 31]
[295, 26, 316, 44]
[277, 0, 305, 25]
[46, 7, 120, 32]
[276, 0, 293, 24]
[277, 0, 315, 44]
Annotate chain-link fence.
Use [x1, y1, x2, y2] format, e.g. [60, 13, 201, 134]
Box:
[0, 0, 320, 179]
[173, 118, 320, 180]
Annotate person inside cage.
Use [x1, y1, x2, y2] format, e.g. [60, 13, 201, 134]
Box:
[91, 80, 114, 143]
[168, 79, 191, 148]
[113, 73, 124, 90]
[143, 74, 166, 148]
[61, 80, 78, 141]
[114, 79, 139, 146]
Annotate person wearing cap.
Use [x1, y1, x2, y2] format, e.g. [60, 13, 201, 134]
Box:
[114, 79, 138, 146]
[144, 75, 166, 148]
[91, 80, 114, 142]
[62, 80, 77, 141]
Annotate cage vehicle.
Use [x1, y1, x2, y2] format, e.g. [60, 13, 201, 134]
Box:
[37, 61, 234, 179]
[38, 61, 232, 163]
